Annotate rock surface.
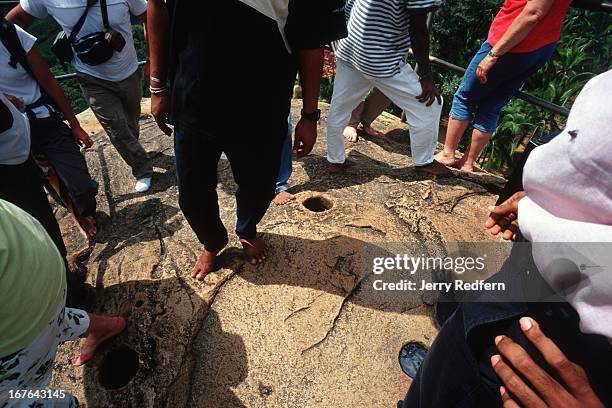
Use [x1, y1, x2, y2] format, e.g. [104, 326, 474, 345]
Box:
[50, 100, 506, 407]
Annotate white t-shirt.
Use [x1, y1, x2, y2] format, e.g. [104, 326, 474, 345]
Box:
[20, 0, 147, 82]
[0, 25, 50, 119]
[0, 93, 31, 165]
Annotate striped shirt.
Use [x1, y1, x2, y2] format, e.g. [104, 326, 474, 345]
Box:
[333, 0, 441, 78]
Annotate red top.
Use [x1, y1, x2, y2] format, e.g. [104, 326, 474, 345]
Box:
[488, 0, 572, 53]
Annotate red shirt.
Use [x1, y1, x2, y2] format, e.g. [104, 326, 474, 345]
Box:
[488, 0, 572, 53]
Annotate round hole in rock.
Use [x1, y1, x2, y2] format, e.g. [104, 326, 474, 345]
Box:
[98, 347, 139, 390]
[303, 196, 333, 213]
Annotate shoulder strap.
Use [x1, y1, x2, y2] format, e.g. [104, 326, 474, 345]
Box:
[0, 19, 57, 114]
[100, 0, 110, 30]
[69, 0, 98, 43]
[0, 18, 35, 78]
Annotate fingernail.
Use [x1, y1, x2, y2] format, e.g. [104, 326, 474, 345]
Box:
[520, 317, 533, 331]
[491, 354, 501, 366]
[494, 335, 503, 345]
[488, 206, 495, 211]
[500, 386, 506, 396]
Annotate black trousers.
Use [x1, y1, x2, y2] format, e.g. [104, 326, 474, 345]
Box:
[0, 156, 67, 260]
[0, 157, 87, 307]
[174, 125, 286, 252]
[30, 116, 98, 217]
[401, 242, 612, 407]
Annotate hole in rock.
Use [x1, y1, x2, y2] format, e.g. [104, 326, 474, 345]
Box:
[98, 347, 140, 389]
[303, 196, 333, 213]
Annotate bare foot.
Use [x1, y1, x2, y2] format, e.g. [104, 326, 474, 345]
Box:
[240, 236, 267, 265]
[416, 160, 453, 177]
[343, 125, 359, 143]
[191, 242, 227, 281]
[328, 159, 356, 174]
[459, 164, 475, 172]
[72, 316, 126, 367]
[434, 151, 458, 167]
[363, 124, 381, 137]
[272, 190, 296, 206]
[74, 214, 97, 240]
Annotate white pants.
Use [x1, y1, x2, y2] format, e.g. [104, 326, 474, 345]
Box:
[327, 59, 442, 166]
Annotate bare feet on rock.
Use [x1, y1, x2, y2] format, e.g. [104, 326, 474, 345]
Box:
[72, 316, 126, 367]
[272, 190, 296, 206]
[363, 124, 382, 137]
[416, 160, 453, 176]
[191, 241, 227, 281]
[76, 214, 97, 240]
[240, 236, 267, 265]
[343, 125, 359, 143]
[434, 151, 458, 167]
[328, 159, 356, 174]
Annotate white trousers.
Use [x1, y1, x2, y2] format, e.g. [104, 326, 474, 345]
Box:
[327, 59, 442, 166]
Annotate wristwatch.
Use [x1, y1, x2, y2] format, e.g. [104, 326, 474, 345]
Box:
[301, 108, 321, 122]
[488, 49, 502, 58]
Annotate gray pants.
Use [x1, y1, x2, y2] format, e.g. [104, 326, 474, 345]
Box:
[77, 70, 152, 179]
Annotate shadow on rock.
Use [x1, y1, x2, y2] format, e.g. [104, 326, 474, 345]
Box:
[79, 277, 247, 408]
[220, 233, 445, 315]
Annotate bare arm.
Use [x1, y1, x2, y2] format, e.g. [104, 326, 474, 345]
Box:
[409, 12, 441, 106]
[297, 48, 324, 115]
[5, 5, 36, 29]
[27, 47, 93, 147]
[146, 0, 172, 135]
[491, 0, 555, 56]
[147, 1, 169, 87]
[476, 0, 555, 83]
[293, 47, 324, 158]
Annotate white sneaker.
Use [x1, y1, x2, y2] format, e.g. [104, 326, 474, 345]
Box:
[135, 177, 152, 193]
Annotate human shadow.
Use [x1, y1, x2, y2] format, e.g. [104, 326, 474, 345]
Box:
[112, 152, 177, 204]
[79, 277, 248, 407]
[220, 232, 450, 315]
[292, 150, 434, 194]
[92, 198, 181, 290]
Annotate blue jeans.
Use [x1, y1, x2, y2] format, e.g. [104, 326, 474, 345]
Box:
[400, 241, 612, 407]
[275, 116, 293, 194]
[450, 41, 556, 133]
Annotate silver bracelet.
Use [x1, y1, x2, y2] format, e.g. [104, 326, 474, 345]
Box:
[150, 75, 166, 85]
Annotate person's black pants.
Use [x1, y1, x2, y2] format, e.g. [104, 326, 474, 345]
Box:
[174, 125, 286, 252]
[401, 242, 612, 407]
[0, 156, 67, 260]
[29, 116, 98, 217]
[0, 157, 89, 307]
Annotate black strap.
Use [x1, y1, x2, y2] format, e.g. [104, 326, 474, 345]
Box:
[0, 19, 58, 116]
[0, 18, 35, 78]
[100, 0, 110, 30]
[68, 0, 98, 43]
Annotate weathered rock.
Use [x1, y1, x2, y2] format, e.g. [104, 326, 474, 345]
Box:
[50, 100, 505, 407]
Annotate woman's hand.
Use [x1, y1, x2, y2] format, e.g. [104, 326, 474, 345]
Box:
[492, 317, 605, 408]
[476, 54, 498, 84]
